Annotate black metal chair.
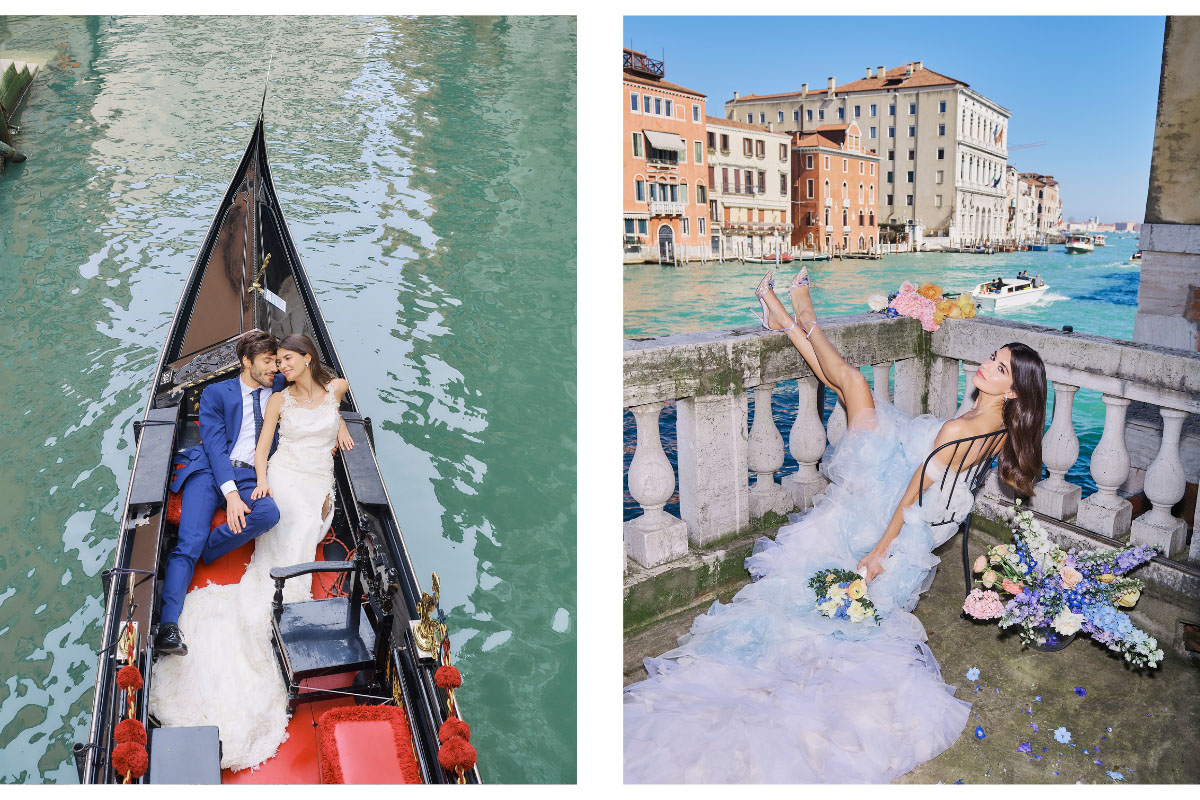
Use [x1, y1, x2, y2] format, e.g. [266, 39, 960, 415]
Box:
[269, 553, 377, 709]
[915, 429, 1007, 597]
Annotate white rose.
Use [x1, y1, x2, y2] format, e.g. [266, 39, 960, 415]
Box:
[867, 294, 887, 312]
[848, 600, 869, 623]
[1052, 609, 1084, 637]
[818, 598, 840, 617]
[827, 584, 846, 601]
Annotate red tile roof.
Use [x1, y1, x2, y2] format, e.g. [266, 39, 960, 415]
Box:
[733, 64, 965, 103]
[624, 71, 706, 98]
[705, 115, 784, 134]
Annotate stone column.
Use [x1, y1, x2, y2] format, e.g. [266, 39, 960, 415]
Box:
[677, 393, 750, 547]
[956, 361, 980, 418]
[871, 362, 892, 405]
[783, 376, 829, 510]
[1131, 407, 1189, 558]
[1077, 395, 1134, 538]
[827, 398, 847, 447]
[1033, 382, 1081, 520]
[624, 402, 688, 568]
[893, 357, 923, 417]
[747, 383, 793, 520]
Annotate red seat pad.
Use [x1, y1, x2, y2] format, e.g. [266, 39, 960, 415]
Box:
[317, 704, 422, 784]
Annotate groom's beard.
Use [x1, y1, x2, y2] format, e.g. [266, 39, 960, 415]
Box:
[246, 364, 277, 388]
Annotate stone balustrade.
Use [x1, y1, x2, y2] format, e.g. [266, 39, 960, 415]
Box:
[625, 314, 1200, 570]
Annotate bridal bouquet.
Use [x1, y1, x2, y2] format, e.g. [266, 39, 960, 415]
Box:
[809, 568, 881, 624]
[867, 280, 976, 332]
[962, 500, 1163, 668]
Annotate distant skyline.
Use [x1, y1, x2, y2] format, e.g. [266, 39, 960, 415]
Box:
[623, 16, 1165, 222]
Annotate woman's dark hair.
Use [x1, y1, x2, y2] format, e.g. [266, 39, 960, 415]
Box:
[970, 341, 1047, 497]
[276, 333, 336, 389]
[236, 329, 278, 366]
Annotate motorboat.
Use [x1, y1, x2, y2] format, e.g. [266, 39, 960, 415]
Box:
[1094, 234, 1107, 246]
[1064, 233, 1094, 254]
[969, 277, 1051, 310]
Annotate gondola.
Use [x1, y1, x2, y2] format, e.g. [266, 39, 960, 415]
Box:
[75, 112, 480, 785]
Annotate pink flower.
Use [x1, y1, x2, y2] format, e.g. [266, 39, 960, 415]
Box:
[1059, 566, 1083, 588]
[888, 291, 939, 331]
[972, 555, 987, 574]
[962, 588, 1006, 620]
[1001, 578, 1024, 595]
[898, 280, 918, 294]
[981, 569, 998, 588]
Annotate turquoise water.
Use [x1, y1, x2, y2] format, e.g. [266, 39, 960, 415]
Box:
[624, 236, 1143, 518]
[0, 16, 576, 783]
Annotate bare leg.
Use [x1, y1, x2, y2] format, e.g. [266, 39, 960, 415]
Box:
[758, 283, 840, 399]
[787, 278, 875, 426]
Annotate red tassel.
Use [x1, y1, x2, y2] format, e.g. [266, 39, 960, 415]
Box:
[113, 718, 147, 747]
[434, 665, 462, 691]
[112, 742, 149, 778]
[116, 665, 144, 692]
[437, 735, 476, 773]
[166, 489, 182, 525]
[438, 716, 471, 743]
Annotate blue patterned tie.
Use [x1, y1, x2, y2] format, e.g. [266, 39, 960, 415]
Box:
[251, 388, 264, 450]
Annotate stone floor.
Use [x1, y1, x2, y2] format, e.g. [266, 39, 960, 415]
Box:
[624, 531, 1200, 784]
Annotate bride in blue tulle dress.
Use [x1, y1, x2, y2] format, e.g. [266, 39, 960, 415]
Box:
[624, 269, 1048, 783]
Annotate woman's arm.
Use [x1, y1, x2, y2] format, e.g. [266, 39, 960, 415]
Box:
[329, 379, 354, 451]
[856, 418, 964, 582]
[251, 393, 284, 499]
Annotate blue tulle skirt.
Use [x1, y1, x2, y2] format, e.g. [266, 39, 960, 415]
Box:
[624, 403, 972, 783]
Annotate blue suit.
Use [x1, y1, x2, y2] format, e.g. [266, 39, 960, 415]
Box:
[160, 373, 286, 626]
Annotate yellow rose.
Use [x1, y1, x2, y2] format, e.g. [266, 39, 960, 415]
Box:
[848, 600, 869, 623]
[936, 298, 956, 315]
[947, 304, 963, 319]
[962, 304, 977, 319]
[848, 580, 866, 600]
[933, 310, 946, 325]
[1098, 573, 1115, 584]
[1116, 590, 1140, 608]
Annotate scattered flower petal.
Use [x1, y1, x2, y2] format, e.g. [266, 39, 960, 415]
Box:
[1034, 696, 1041, 701]
[1017, 742, 1032, 754]
[1073, 686, 1087, 697]
[965, 666, 980, 681]
[1030, 723, 1039, 732]
[974, 726, 986, 740]
[1054, 727, 1072, 744]
[1106, 771, 1124, 781]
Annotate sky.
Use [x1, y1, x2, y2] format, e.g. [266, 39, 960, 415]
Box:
[623, 16, 1166, 223]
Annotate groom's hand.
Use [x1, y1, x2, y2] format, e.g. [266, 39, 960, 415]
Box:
[225, 492, 250, 534]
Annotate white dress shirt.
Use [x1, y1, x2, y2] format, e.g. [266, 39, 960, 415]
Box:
[221, 379, 273, 496]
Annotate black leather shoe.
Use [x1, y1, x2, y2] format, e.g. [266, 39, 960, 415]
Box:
[154, 623, 188, 656]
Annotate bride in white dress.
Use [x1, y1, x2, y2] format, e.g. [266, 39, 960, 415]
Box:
[149, 333, 353, 771]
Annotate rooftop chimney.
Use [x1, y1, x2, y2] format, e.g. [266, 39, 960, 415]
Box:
[877, 65, 886, 80]
[733, 90, 739, 100]
[801, 83, 808, 98]
[905, 63, 914, 77]
[866, 67, 873, 79]
[827, 76, 836, 96]
[914, 60, 923, 71]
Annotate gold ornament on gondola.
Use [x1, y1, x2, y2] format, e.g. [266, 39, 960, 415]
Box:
[247, 252, 271, 297]
[413, 572, 446, 653]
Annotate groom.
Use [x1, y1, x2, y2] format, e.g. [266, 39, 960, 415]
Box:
[155, 330, 286, 656]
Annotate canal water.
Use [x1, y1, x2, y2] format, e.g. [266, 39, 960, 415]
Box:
[624, 236, 1143, 519]
[0, 16, 576, 783]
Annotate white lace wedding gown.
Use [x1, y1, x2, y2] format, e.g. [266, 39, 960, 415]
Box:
[149, 387, 342, 771]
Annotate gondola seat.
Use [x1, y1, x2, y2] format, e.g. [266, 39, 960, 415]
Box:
[148, 725, 221, 784]
[269, 559, 375, 709]
[316, 704, 422, 784]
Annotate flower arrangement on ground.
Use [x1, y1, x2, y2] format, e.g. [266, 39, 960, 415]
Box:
[809, 568, 880, 624]
[962, 500, 1163, 667]
[866, 280, 976, 332]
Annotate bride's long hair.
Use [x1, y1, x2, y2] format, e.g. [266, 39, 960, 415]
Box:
[969, 341, 1047, 497]
[277, 333, 337, 390]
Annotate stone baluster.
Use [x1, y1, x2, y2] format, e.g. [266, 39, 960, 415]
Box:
[1130, 407, 1189, 558]
[1076, 395, 1133, 538]
[677, 393, 750, 547]
[956, 361, 980, 418]
[1033, 382, 1081, 520]
[871, 362, 891, 405]
[624, 402, 688, 568]
[893, 357, 921, 417]
[827, 398, 847, 447]
[783, 376, 829, 510]
[747, 382, 794, 519]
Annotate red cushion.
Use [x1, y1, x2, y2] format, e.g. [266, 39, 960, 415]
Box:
[317, 705, 422, 784]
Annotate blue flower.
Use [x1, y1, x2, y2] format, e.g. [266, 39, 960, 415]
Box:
[974, 726, 986, 740]
[1030, 722, 1039, 732]
[1106, 771, 1124, 781]
[965, 667, 980, 681]
[1073, 687, 1087, 697]
[1017, 742, 1032, 754]
[1054, 727, 1071, 744]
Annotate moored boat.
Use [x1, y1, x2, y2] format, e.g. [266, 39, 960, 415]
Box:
[969, 276, 1051, 310]
[1064, 233, 1094, 254]
[76, 113, 480, 785]
[1094, 234, 1107, 246]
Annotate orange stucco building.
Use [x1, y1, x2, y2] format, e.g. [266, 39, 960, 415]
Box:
[791, 122, 881, 254]
[623, 49, 711, 263]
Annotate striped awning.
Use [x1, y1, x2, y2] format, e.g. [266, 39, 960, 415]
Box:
[642, 129, 685, 153]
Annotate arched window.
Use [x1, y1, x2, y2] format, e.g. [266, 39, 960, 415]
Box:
[824, 206, 830, 225]
[842, 181, 848, 199]
[868, 185, 875, 205]
[858, 235, 866, 250]
[858, 183, 864, 203]
[842, 208, 848, 227]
